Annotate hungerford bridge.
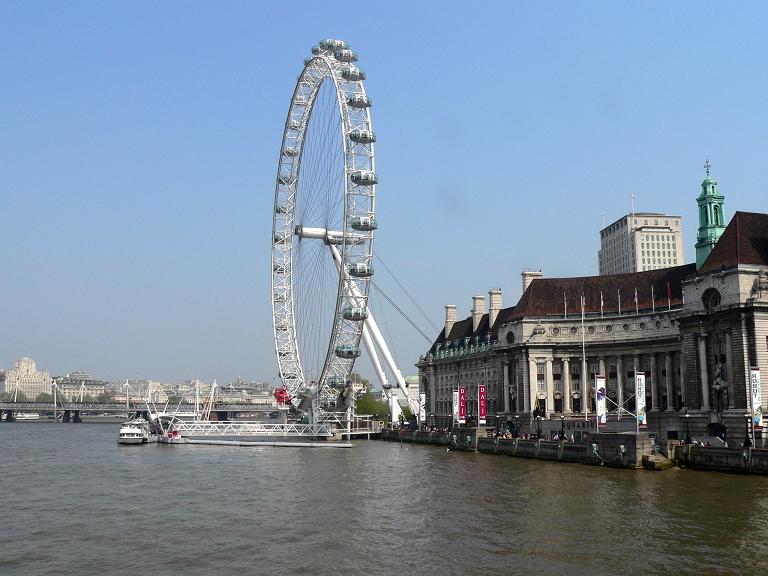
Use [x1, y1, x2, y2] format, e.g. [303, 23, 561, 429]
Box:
[0, 399, 265, 423]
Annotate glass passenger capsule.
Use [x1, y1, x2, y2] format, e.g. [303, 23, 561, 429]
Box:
[350, 216, 377, 231]
[347, 94, 372, 108]
[334, 49, 358, 63]
[342, 306, 369, 321]
[348, 263, 373, 277]
[350, 170, 378, 186]
[349, 129, 376, 144]
[319, 39, 347, 50]
[334, 345, 361, 359]
[326, 376, 351, 387]
[311, 45, 321, 55]
[341, 66, 365, 81]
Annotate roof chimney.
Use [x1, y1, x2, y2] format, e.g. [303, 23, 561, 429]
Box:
[444, 305, 457, 338]
[488, 288, 502, 326]
[471, 295, 485, 332]
[521, 269, 543, 293]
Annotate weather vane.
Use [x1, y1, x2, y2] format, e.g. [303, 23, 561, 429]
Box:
[704, 158, 711, 177]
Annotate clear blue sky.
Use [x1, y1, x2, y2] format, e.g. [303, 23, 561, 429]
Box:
[2, 2, 767, 383]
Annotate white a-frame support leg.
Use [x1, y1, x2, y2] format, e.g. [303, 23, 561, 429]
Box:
[329, 245, 419, 417]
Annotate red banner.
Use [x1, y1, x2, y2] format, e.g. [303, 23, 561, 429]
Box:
[458, 386, 467, 424]
[478, 385, 487, 425]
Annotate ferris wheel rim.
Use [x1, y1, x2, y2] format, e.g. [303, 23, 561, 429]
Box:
[271, 40, 377, 405]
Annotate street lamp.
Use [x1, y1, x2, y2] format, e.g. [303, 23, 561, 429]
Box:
[536, 415, 542, 438]
[744, 412, 752, 447]
[514, 414, 520, 437]
[560, 414, 565, 439]
[684, 409, 691, 444]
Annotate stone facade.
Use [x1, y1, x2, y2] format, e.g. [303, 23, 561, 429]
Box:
[599, 212, 684, 275]
[4, 357, 52, 399]
[418, 209, 768, 447]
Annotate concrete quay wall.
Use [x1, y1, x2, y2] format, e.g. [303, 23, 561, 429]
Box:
[377, 429, 651, 469]
[674, 444, 768, 474]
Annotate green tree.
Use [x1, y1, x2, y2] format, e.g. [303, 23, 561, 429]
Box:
[355, 393, 389, 420]
[97, 390, 115, 403]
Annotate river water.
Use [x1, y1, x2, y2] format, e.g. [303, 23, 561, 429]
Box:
[2, 422, 767, 575]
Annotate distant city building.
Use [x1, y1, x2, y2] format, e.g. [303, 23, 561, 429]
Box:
[54, 371, 108, 401]
[598, 213, 684, 275]
[4, 357, 52, 399]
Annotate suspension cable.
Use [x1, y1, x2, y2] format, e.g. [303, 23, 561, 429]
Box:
[370, 280, 434, 344]
[374, 253, 439, 332]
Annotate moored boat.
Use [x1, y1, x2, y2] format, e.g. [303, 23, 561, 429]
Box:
[118, 418, 158, 445]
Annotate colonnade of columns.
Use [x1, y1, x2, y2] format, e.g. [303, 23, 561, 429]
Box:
[517, 350, 683, 417]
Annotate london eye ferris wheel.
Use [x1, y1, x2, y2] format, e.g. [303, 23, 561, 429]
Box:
[271, 39, 379, 411]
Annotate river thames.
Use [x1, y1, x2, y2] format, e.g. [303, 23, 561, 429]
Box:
[2, 423, 767, 575]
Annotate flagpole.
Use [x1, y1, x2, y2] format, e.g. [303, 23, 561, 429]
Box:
[651, 284, 655, 313]
[618, 288, 621, 315]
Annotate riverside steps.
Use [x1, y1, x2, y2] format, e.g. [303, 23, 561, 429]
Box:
[377, 428, 768, 473]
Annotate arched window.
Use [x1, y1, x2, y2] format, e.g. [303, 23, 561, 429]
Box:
[713, 205, 721, 226]
[702, 206, 709, 225]
[702, 288, 721, 312]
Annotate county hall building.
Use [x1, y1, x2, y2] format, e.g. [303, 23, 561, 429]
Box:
[417, 169, 768, 445]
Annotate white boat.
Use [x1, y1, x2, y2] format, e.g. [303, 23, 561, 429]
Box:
[118, 418, 158, 445]
[15, 412, 41, 421]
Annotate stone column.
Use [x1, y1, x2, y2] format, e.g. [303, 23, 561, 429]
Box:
[529, 356, 538, 413]
[503, 358, 511, 413]
[698, 334, 710, 410]
[545, 357, 554, 416]
[665, 352, 673, 411]
[599, 356, 606, 378]
[562, 358, 571, 413]
[725, 331, 735, 409]
[679, 349, 686, 407]
[617, 355, 624, 415]
[650, 353, 659, 411]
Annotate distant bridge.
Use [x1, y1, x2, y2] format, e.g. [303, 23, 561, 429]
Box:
[0, 400, 279, 422]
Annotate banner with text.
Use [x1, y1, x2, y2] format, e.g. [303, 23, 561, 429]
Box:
[452, 391, 459, 424]
[595, 375, 607, 425]
[751, 368, 762, 428]
[478, 385, 487, 425]
[459, 386, 467, 424]
[419, 393, 426, 422]
[636, 374, 647, 427]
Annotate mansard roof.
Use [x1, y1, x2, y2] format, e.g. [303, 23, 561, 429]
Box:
[700, 211, 768, 272]
[507, 263, 696, 320]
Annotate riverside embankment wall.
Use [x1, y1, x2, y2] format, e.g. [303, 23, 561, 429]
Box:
[377, 429, 768, 474]
[377, 429, 651, 469]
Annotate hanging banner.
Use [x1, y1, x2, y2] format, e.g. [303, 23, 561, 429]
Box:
[636, 373, 647, 428]
[478, 385, 487, 425]
[419, 393, 426, 423]
[595, 375, 607, 425]
[459, 386, 467, 424]
[751, 368, 762, 428]
[452, 391, 459, 424]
